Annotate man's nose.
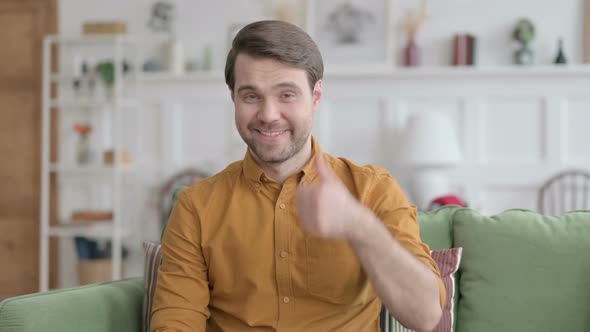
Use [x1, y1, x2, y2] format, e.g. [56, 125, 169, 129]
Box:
[257, 99, 281, 123]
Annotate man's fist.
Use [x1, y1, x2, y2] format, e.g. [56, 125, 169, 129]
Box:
[296, 154, 364, 240]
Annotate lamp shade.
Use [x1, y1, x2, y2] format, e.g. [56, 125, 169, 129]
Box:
[398, 111, 463, 168]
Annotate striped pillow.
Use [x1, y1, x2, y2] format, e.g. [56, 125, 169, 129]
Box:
[382, 247, 463, 332]
[142, 241, 163, 332]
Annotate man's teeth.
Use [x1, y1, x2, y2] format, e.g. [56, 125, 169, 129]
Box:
[259, 130, 286, 137]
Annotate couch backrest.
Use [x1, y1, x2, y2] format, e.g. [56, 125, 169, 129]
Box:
[418, 205, 459, 249]
[452, 208, 590, 332]
[0, 278, 144, 332]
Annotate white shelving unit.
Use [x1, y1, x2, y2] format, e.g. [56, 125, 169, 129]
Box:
[40, 35, 141, 292]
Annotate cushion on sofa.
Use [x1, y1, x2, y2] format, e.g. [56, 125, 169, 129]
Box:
[142, 241, 163, 332]
[418, 205, 459, 250]
[453, 209, 590, 332]
[382, 247, 462, 332]
[417, 204, 460, 325]
[0, 278, 143, 332]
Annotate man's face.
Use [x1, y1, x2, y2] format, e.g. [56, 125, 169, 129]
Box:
[231, 53, 322, 165]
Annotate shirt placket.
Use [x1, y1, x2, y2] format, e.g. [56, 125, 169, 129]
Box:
[274, 178, 296, 329]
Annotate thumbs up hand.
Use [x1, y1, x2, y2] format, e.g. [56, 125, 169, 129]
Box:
[296, 154, 367, 240]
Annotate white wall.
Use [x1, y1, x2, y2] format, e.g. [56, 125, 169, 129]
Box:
[54, 0, 590, 288]
[60, 0, 587, 68]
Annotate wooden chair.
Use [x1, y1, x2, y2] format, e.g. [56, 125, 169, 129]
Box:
[538, 170, 590, 215]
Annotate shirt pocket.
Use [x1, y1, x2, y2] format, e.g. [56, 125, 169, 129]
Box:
[305, 237, 369, 305]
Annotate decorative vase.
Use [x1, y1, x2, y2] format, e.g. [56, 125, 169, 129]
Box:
[76, 134, 90, 164]
[404, 37, 419, 67]
[514, 44, 534, 65]
[163, 38, 185, 75]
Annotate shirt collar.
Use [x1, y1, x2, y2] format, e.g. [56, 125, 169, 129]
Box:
[242, 136, 322, 184]
[300, 136, 321, 182]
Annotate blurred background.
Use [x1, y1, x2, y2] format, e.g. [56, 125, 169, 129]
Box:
[1, 0, 589, 300]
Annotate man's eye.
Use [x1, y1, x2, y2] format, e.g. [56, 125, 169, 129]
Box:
[244, 94, 258, 101]
[282, 93, 296, 100]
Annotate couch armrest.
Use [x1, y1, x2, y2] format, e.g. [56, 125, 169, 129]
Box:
[0, 278, 143, 332]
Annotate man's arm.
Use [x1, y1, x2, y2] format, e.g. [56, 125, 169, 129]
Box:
[347, 205, 442, 331]
[297, 155, 443, 332]
[151, 188, 210, 332]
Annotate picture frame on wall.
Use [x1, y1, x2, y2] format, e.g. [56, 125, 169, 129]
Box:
[306, 0, 394, 70]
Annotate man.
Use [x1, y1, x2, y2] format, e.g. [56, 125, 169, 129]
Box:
[151, 20, 444, 332]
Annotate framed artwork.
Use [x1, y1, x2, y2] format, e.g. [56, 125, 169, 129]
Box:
[306, 0, 394, 69]
[268, 0, 310, 30]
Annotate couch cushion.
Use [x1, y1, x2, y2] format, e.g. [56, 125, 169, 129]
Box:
[454, 209, 590, 332]
[418, 205, 459, 250]
[0, 278, 143, 332]
[383, 247, 462, 332]
[143, 241, 163, 332]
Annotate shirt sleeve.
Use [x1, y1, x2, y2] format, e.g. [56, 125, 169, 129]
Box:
[151, 188, 210, 332]
[367, 173, 447, 309]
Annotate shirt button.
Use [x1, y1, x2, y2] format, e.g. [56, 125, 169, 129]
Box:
[279, 203, 286, 209]
[283, 296, 290, 304]
[255, 182, 261, 188]
[280, 251, 288, 258]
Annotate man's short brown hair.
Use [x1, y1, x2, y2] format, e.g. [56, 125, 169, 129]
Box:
[224, 20, 324, 92]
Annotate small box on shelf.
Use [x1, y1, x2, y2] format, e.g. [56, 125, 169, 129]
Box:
[78, 259, 125, 285]
[103, 148, 131, 165]
[75, 236, 129, 285]
[71, 210, 113, 223]
[82, 21, 127, 35]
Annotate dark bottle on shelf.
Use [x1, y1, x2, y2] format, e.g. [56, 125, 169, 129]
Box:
[554, 38, 567, 65]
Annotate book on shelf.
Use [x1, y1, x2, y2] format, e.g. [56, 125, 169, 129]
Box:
[452, 33, 477, 66]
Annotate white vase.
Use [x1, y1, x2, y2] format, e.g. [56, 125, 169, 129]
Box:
[163, 39, 185, 75]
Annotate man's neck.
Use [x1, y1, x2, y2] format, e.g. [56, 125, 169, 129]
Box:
[255, 139, 313, 185]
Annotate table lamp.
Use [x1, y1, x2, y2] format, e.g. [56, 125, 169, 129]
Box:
[398, 111, 463, 210]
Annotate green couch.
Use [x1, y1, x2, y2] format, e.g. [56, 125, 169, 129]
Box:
[2, 206, 590, 332]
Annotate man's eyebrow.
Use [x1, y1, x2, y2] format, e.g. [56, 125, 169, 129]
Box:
[236, 82, 303, 93]
[274, 82, 302, 91]
[236, 85, 257, 93]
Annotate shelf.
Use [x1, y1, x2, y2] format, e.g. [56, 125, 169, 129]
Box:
[321, 64, 590, 80]
[50, 98, 139, 109]
[45, 35, 135, 46]
[50, 73, 139, 84]
[41, 34, 140, 291]
[48, 221, 128, 238]
[140, 71, 224, 83]
[49, 163, 134, 175]
[139, 64, 590, 83]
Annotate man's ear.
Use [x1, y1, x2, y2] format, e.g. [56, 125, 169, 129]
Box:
[312, 80, 323, 112]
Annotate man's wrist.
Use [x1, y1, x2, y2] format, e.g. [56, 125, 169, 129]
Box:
[346, 204, 381, 246]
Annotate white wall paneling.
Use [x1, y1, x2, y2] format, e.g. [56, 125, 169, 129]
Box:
[563, 99, 590, 164]
[479, 97, 545, 164]
[129, 67, 590, 217]
[322, 98, 387, 165]
[481, 187, 540, 214]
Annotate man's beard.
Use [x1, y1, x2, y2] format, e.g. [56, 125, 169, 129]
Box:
[240, 125, 312, 165]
